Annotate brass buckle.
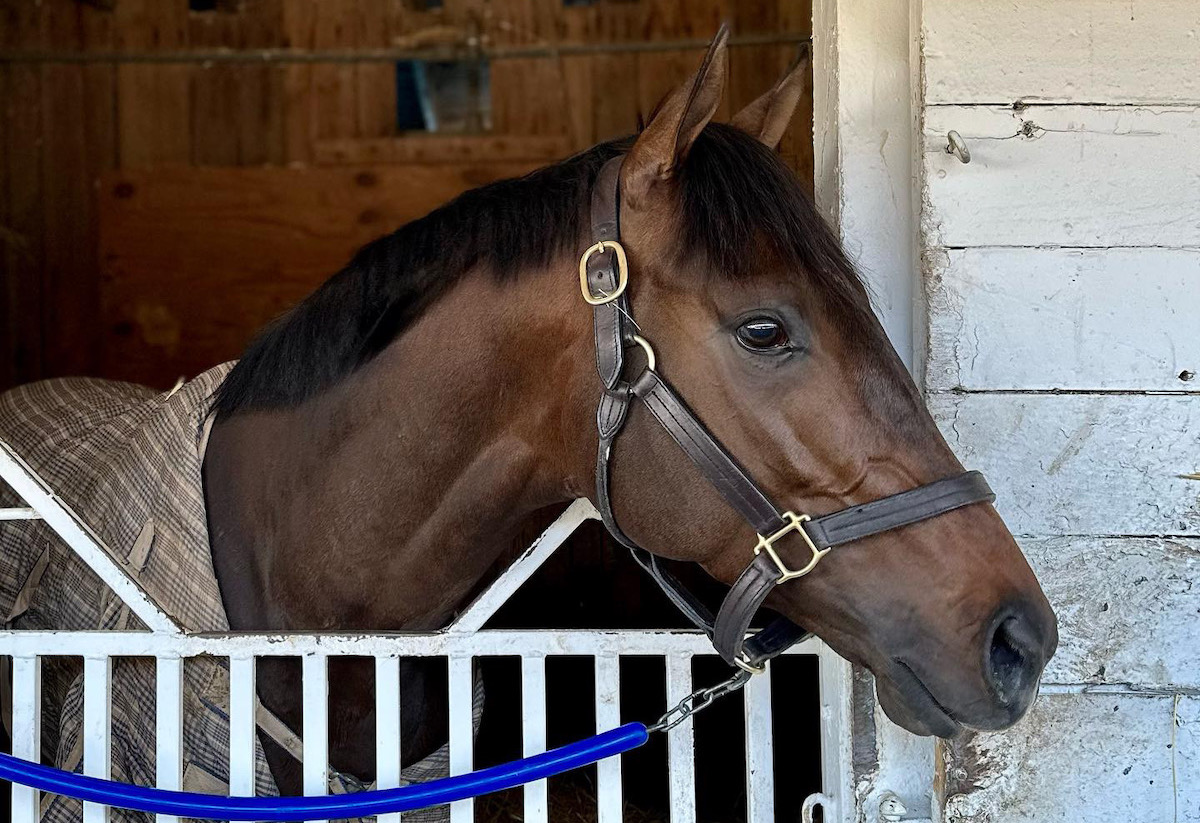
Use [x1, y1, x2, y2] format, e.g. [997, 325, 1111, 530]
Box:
[734, 654, 766, 675]
[579, 240, 629, 306]
[752, 512, 830, 583]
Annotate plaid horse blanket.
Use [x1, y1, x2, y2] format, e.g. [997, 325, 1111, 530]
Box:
[0, 365, 474, 822]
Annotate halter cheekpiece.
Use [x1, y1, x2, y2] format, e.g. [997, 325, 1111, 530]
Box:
[584, 156, 996, 672]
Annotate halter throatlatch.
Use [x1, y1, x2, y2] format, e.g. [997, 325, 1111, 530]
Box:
[585, 156, 996, 672]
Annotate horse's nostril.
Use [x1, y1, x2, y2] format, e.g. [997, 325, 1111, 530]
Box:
[986, 613, 1042, 706]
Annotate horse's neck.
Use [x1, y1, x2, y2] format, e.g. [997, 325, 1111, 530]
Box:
[203, 262, 593, 632]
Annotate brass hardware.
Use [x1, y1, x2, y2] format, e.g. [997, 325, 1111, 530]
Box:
[579, 240, 629, 305]
[753, 512, 830, 583]
[631, 334, 656, 372]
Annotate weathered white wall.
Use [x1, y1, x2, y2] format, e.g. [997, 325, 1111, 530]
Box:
[919, 2, 1200, 821]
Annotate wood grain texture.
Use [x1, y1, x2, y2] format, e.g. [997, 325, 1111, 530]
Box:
[926, 247, 1200, 392]
[314, 134, 571, 165]
[930, 393, 1200, 539]
[924, 0, 1200, 105]
[99, 163, 543, 385]
[923, 105, 1200, 248]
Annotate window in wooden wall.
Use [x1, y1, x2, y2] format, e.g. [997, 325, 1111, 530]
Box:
[395, 60, 492, 133]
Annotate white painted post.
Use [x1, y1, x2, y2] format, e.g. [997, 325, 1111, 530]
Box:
[521, 655, 549, 823]
[447, 655, 474, 823]
[743, 666, 775, 823]
[83, 655, 112, 823]
[594, 655, 623, 823]
[155, 656, 184, 823]
[228, 656, 257, 798]
[664, 653, 696, 823]
[11, 656, 41, 823]
[302, 654, 329, 823]
[376, 655, 403, 823]
[0, 507, 39, 520]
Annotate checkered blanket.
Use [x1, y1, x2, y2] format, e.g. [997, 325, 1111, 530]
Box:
[0, 366, 473, 822]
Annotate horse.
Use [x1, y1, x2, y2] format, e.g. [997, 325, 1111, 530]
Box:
[195, 29, 1058, 798]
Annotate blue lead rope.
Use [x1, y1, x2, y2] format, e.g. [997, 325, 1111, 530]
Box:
[0, 722, 649, 821]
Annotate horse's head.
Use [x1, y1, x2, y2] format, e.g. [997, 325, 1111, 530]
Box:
[591, 33, 1056, 738]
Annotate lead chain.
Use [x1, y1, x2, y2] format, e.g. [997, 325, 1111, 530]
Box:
[647, 668, 755, 734]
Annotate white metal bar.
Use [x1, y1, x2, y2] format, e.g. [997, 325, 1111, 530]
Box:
[447, 655, 474, 823]
[155, 656, 184, 823]
[594, 655, 623, 823]
[818, 642, 854, 823]
[743, 666, 775, 823]
[229, 656, 257, 798]
[83, 656, 112, 823]
[0, 438, 180, 633]
[0, 507, 40, 520]
[375, 655, 402, 823]
[450, 499, 598, 633]
[11, 656, 41, 823]
[521, 655, 548, 823]
[0, 629, 820, 659]
[665, 654, 696, 823]
[302, 654, 328, 823]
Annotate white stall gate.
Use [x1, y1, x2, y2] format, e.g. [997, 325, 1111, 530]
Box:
[0, 437, 849, 823]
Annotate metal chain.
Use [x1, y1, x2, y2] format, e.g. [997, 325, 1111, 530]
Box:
[647, 668, 755, 734]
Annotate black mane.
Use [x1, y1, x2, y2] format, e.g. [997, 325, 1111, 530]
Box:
[211, 124, 864, 418]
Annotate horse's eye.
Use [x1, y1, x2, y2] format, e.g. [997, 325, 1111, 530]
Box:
[735, 317, 789, 352]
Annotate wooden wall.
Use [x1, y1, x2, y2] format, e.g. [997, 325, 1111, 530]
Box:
[0, 0, 813, 391]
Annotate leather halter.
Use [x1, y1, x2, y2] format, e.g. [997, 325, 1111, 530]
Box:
[584, 156, 996, 671]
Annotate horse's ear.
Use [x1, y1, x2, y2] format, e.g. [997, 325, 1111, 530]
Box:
[730, 45, 810, 150]
[623, 25, 730, 201]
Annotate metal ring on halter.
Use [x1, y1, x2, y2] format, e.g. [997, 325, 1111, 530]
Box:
[630, 335, 656, 372]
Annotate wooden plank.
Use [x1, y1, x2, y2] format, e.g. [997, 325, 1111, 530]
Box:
[1024, 536, 1200, 688]
[41, 63, 99, 376]
[924, 106, 1200, 248]
[312, 0, 360, 141]
[98, 162, 543, 385]
[924, 0, 1200, 105]
[560, 55, 595, 150]
[926, 247, 1200, 392]
[592, 53, 639, 142]
[114, 0, 191, 167]
[318, 120, 569, 167]
[929, 393, 1200, 538]
[3, 63, 45, 385]
[940, 693, 1178, 823]
[354, 0, 395, 140]
[282, 0, 318, 164]
[491, 58, 570, 136]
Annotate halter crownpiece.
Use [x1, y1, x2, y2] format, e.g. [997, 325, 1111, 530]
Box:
[584, 156, 996, 671]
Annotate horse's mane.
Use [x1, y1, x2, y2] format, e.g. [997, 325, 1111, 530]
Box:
[211, 123, 865, 418]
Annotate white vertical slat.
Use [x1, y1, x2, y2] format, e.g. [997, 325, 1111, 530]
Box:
[83, 655, 112, 823]
[447, 655, 474, 823]
[228, 656, 257, 798]
[664, 654, 696, 823]
[302, 654, 328, 823]
[11, 656, 41, 823]
[521, 655, 548, 823]
[594, 655, 623, 823]
[155, 656, 184, 823]
[743, 667, 775, 823]
[375, 655, 403, 823]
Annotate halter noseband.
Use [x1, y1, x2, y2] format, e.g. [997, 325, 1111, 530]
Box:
[583, 156, 996, 672]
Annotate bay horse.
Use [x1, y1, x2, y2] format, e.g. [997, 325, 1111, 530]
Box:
[202, 32, 1057, 795]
